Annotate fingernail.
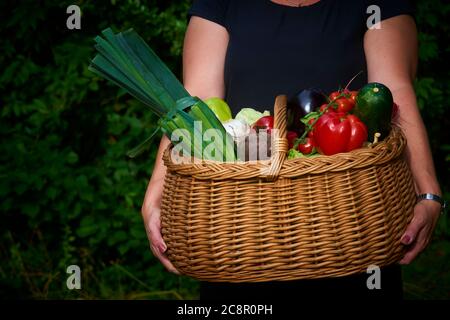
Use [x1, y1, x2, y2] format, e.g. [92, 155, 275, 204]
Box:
[159, 243, 167, 253]
[402, 235, 411, 245]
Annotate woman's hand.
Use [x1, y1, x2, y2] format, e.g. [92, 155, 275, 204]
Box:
[141, 135, 179, 274]
[399, 200, 441, 264]
[142, 204, 180, 274]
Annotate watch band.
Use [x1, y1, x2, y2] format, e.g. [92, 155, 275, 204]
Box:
[417, 193, 447, 214]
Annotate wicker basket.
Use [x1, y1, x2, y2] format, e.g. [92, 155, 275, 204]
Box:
[160, 95, 416, 282]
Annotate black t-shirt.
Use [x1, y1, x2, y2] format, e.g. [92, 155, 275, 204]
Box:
[188, 0, 414, 115]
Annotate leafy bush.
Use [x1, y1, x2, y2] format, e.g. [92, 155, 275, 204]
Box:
[0, 0, 197, 299]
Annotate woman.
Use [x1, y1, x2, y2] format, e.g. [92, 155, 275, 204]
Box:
[142, 0, 443, 300]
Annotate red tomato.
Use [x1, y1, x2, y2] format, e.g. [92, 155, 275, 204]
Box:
[319, 103, 335, 113]
[349, 90, 358, 103]
[297, 137, 315, 155]
[307, 118, 316, 138]
[329, 91, 341, 102]
[335, 98, 354, 113]
[252, 116, 274, 133]
[342, 89, 358, 101]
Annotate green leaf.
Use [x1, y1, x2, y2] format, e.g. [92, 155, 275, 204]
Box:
[46, 187, 58, 200]
[66, 151, 79, 164]
[121, 29, 189, 101]
[22, 203, 39, 216]
[300, 111, 319, 125]
[77, 216, 98, 238]
[126, 126, 161, 158]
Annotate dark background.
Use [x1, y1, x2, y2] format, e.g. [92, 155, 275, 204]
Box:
[0, 0, 448, 299]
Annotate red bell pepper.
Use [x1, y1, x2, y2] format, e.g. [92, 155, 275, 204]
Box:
[313, 112, 368, 155]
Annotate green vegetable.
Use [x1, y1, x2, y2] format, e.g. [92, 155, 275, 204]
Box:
[288, 148, 319, 160]
[235, 108, 270, 126]
[89, 28, 236, 161]
[353, 82, 393, 140]
[204, 97, 232, 122]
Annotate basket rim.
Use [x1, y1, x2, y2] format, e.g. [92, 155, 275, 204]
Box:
[162, 125, 407, 181]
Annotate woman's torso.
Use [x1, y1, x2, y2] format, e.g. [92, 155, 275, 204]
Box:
[222, 0, 369, 114]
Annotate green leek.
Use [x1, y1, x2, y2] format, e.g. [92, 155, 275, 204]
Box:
[89, 28, 236, 161]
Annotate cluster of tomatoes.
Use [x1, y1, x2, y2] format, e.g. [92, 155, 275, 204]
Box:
[296, 90, 369, 156]
[320, 90, 358, 113]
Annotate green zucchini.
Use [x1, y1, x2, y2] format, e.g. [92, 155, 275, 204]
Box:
[353, 82, 393, 140]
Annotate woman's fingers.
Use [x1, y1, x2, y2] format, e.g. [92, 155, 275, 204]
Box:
[145, 207, 180, 274]
[399, 224, 428, 265]
[148, 212, 167, 254]
[399, 201, 439, 264]
[400, 215, 423, 246]
[148, 220, 179, 274]
[150, 243, 180, 275]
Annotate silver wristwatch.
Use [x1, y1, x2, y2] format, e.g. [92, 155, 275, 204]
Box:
[417, 193, 447, 214]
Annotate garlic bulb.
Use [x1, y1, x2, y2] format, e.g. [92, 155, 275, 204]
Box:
[222, 119, 251, 144]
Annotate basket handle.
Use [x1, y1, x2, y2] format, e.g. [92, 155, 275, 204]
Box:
[260, 95, 288, 181]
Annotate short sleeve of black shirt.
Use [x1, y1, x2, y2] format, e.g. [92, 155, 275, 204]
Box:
[188, 0, 230, 29]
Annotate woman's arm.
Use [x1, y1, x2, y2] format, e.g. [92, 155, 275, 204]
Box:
[364, 15, 442, 264]
[141, 16, 229, 273]
[183, 16, 229, 99]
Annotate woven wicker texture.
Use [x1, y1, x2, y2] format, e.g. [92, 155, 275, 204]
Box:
[161, 95, 416, 282]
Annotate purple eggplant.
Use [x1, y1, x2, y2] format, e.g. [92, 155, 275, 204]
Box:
[287, 89, 327, 135]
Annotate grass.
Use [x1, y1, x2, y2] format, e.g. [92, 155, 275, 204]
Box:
[2, 224, 449, 300]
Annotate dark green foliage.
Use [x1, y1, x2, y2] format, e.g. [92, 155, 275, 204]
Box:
[0, 0, 197, 299]
[413, 0, 450, 197]
[0, 0, 448, 299]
